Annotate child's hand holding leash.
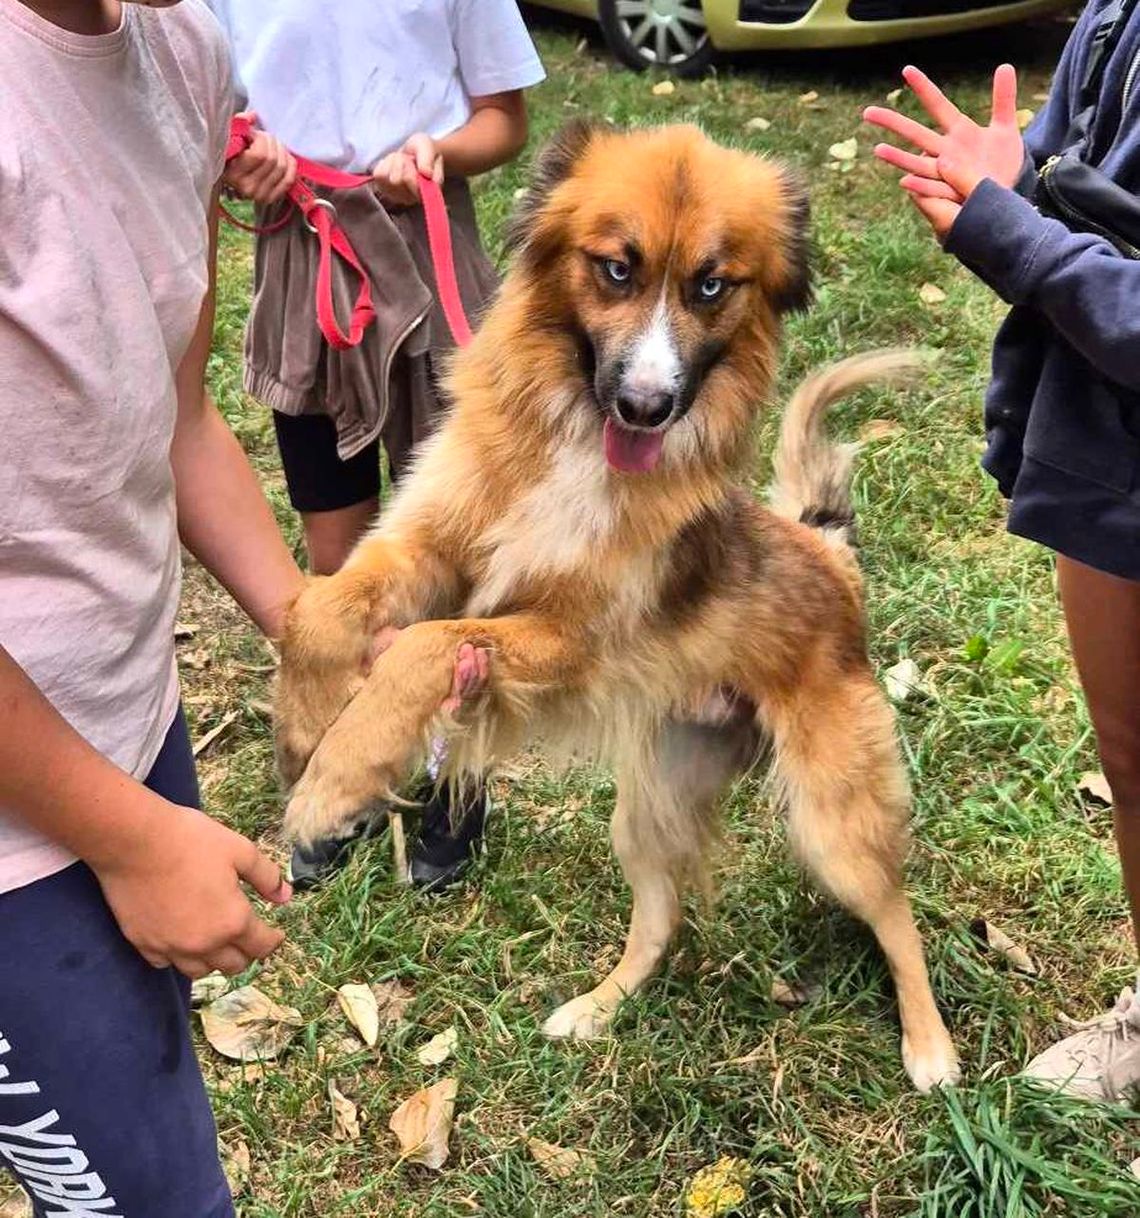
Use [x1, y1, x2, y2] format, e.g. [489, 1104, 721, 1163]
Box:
[373, 133, 445, 207]
[224, 110, 297, 205]
[864, 64, 1026, 241]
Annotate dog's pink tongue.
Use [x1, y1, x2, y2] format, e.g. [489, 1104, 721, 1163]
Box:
[604, 419, 665, 474]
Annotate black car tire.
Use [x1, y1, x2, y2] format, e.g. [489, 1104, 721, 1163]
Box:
[597, 0, 716, 76]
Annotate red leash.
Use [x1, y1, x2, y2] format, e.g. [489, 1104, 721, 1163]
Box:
[221, 116, 472, 351]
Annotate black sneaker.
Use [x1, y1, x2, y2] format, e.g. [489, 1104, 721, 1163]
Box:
[408, 779, 490, 893]
[287, 812, 385, 892]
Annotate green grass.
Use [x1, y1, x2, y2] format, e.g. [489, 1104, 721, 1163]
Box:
[181, 11, 1140, 1216]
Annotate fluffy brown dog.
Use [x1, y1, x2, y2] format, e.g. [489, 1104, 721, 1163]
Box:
[274, 122, 960, 1092]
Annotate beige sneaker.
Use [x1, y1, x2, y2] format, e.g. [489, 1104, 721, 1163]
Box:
[1024, 984, 1140, 1103]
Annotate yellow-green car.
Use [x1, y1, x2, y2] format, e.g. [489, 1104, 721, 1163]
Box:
[529, 0, 1072, 75]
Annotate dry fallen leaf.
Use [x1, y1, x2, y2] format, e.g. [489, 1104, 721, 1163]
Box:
[828, 137, 858, 163]
[373, 979, 414, 1026]
[190, 972, 230, 1008]
[527, 1137, 592, 1180]
[798, 90, 819, 105]
[884, 658, 925, 703]
[652, 80, 676, 97]
[1078, 771, 1114, 808]
[234, 659, 276, 675]
[201, 986, 303, 1062]
[971, 918, 1038, 975]
[220, 1139, 251, 1197]
[919, 282, 947, 306]
[416, 1026, 459, 1066]
[859, 419, 904, 442]
[1131, 1156, 1140, 1181]
[338, 983, 380, 1048]
[389, 1078, 458, 1170]
[770, 978, 821, 1008]
[745, 116, 772, 132]
[686, 1157, 752, 1217]
[1016, 108, 1035, 130]
[192, 710, 239, 758]
[329, 1078, 361, 1142]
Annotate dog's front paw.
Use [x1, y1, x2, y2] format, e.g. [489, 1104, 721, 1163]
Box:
[283, 773, 361, 851]
[282, 746, 399, 850]
[902, 1030, 961, 1094]
[274, 578, 374, 787]
[542, 991, 618, 1041]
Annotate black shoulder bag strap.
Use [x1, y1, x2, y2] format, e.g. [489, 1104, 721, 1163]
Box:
[1035, 0, 1140, 256]
[1070, 0, 1140, 149]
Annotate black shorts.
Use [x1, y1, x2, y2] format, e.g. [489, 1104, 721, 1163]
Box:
[273, 411, 382, 514]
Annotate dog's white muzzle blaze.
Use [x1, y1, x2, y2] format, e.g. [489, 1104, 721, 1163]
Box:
[617, 297, 681, 429]
[603, 298, 683, 475]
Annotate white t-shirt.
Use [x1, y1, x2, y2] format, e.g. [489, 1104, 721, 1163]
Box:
[206, 0, 545, 172]
[0, 0, 232, 894]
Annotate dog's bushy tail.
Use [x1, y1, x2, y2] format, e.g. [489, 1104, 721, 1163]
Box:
[769, 349, 927, 548]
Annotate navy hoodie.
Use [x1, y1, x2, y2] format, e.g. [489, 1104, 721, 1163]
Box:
[944, 0, 1140, 579]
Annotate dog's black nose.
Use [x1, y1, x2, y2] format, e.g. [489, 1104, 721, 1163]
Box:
[615, 390, 674, 429]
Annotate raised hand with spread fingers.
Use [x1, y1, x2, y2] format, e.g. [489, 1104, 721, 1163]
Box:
[863, 64, 1026, 240]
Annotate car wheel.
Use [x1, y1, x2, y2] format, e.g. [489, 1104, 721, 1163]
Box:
[597, 0, 714, 76]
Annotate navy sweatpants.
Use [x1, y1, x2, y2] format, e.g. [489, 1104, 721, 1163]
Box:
[0, 708, 234, 1217]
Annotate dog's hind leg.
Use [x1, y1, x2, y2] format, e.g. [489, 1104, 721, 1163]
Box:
[543, 714, 759, 1041]
[763, 669, 960, 1093]
[541, 783, 681, 1041]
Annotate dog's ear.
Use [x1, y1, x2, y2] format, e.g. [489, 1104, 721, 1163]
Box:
[769, 170, 813, 315]
[504, 120, 606, 259]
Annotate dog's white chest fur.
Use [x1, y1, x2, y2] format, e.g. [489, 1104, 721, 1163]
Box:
[466, 441, 616, 617]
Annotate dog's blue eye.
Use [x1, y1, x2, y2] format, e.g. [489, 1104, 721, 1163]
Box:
[700, 276, 725, 301]
[603, 258, 631, 284]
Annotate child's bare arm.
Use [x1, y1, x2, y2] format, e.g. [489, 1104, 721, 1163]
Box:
[0, 646, 290, 978]
[172, 195, 305, 640]
[437, 89, 528, 177]
[373, 90, 528, 207]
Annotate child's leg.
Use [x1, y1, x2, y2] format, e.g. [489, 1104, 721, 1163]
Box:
[301, 502, 378, 576]
[272, 412, 380, 576]
[0, 710, 233, 1217]
[1023, 561, 1140, 1100]
[1058, 556, 1140, 943]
